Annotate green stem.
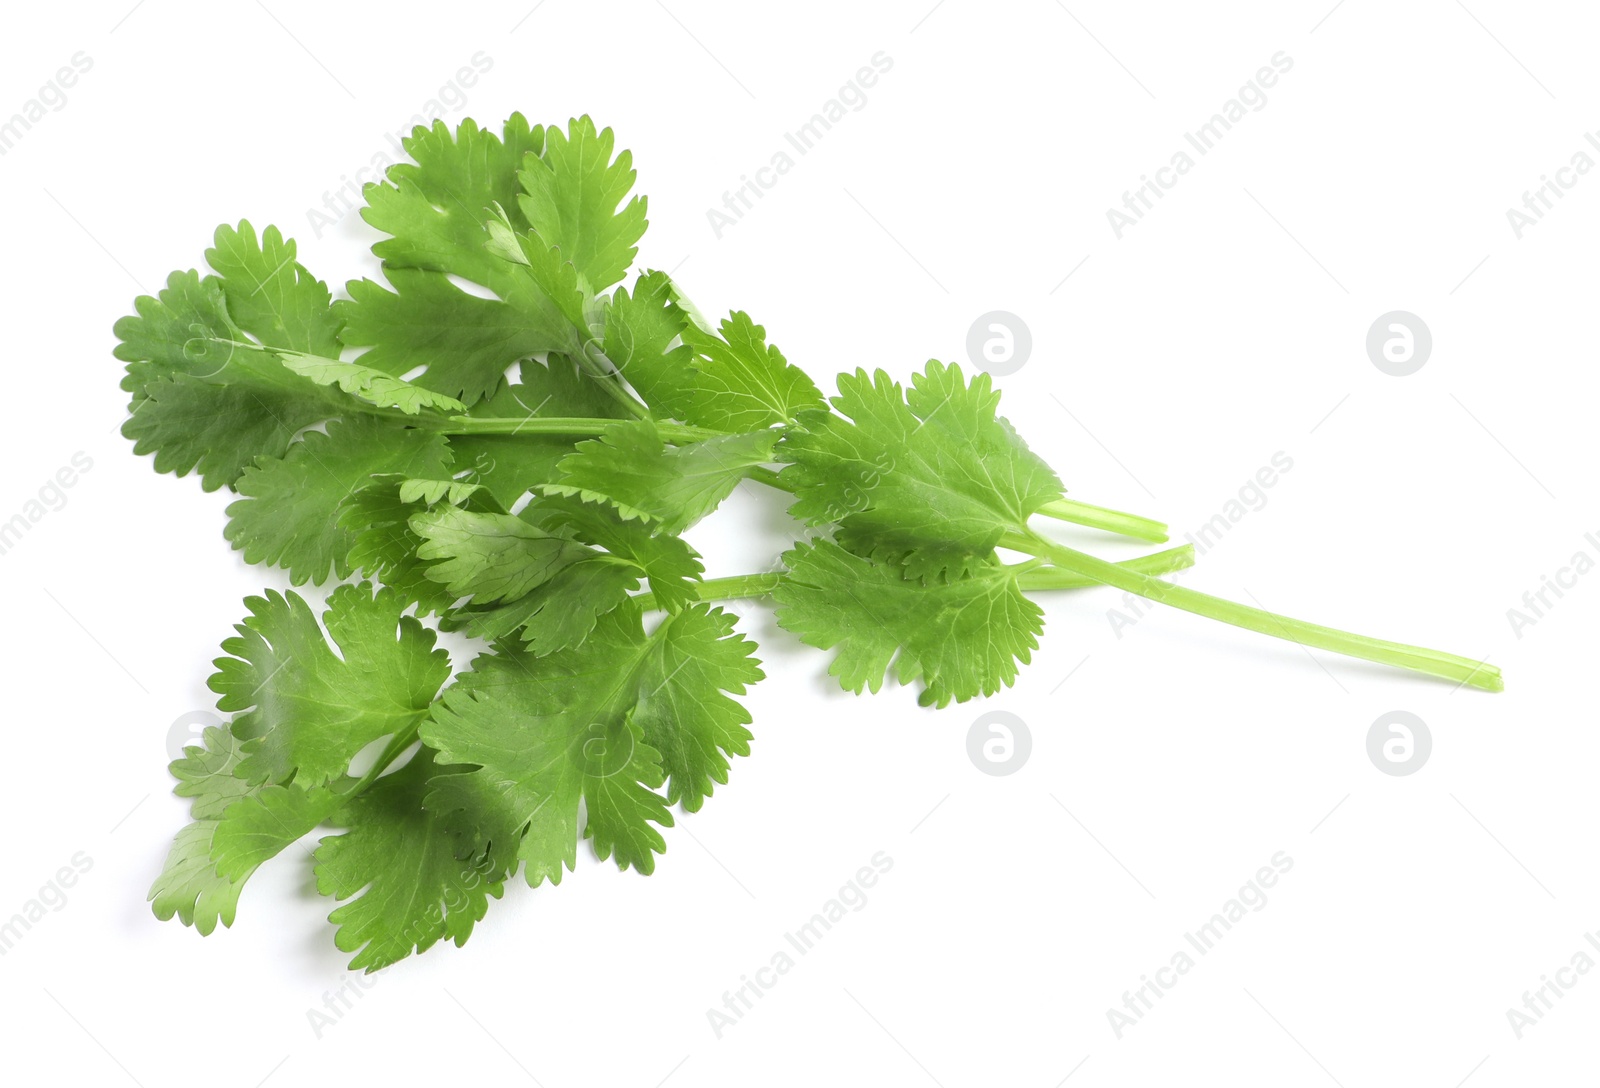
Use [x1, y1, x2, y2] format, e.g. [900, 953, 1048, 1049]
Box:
[629, 545, 1199, 612]
[576, 339, 653, 421]
[737, 472, 1170, 550]
[399, 414, 722, 443]
[1038, 497, 1168, 543]
[744, 465, 788, 490]
[345, 722, 423, 797]
[633, 572, 786, 612]
[1005, 530, 1503, 692]
[1016, 544, 1193, 589]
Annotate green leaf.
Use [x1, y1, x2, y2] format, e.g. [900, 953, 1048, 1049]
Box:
[480, 205, 591, 333]
[425, 600, 758, 884]
[426, 492, 709, 650]
[411, 505, 593, 605]
[149, 722, 345, 934]
[210, 782, 343, 880]
[170, 725, 254, 820]
[226, 417, 451, 586]
[316, 749, 505, 972]
[397, 478, 493, 506]
[123, 375, 324, 493]
[211, 583, 452, 787]
[603, 271, 698, 418]
[360, 116, 586, 355]
[341, 475, 494, 616]
[679, 311, 825, 431]
[773, 540, 1043, 707]
[116, 221, 346, 491]
[447, 436, 572, 509]
[116, 268, 332, 491]
[115, 269, 240, 397]
[363, 115, 545, 289]
[518, 115, 647, 293]
[533, 493, 704, 613]
[149, 822, 247, 936]
[270, 349, 468, 415]
[464, 353, 635, 425]
[149, 725, 254, 934]
[432, 601, 762, 854]
[388, 474, 700, 652]
[546, 420, 777, 533]
[343, 475, 653, 651]
[337, 270, 567, 406]
[423, 767, 527, 875]
[441, 354, 639, 509]
[445, 554, 640, 655]
[779, 361, 1063, 578]
[204, 221, 343, 356]
[629, 604, 763, 811]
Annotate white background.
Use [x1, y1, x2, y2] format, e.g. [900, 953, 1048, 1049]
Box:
[1, 1, 1595, 1084]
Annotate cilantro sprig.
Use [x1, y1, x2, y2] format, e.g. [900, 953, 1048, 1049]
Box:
[119, 113, 1501, 971]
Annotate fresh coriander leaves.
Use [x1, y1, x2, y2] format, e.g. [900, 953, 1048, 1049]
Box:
[774, 540, 1043, 708]
[781, 362, 1063, 579]
[422, 599, 760, 885]
[148, 726, 254, 935]
[226, 419, 451, 586]
[212, 583, 450, 788]
[125, 111, 1502, 973]
[316, 748, 505, 972]
[681, 311, 826, 431]
[546, 420, 778, 533]
[517, 116, 647, 294]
